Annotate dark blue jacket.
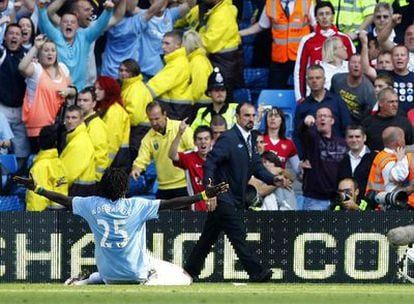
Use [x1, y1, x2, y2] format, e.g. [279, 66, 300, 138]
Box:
[203, 125, 274, 209]
[294, 90, 352, 138]
[0, 46, 26, 108]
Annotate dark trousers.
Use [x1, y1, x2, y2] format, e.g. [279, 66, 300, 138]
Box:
[185, 202, 265, 279]
[156, 187, 188, 200]
[156, 187, 189, 210]
[129, 125, 150, 161]
[268, 60, 295, 89]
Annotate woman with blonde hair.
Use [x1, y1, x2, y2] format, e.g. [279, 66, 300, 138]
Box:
[182, 30, 213, 106]
[18, 34, 76, 152]
[320, 36, 349, 90]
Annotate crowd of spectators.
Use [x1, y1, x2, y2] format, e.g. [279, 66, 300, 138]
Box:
[1, 0, 414, 212]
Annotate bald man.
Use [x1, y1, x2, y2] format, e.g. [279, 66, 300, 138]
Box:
[365, 126, 414, 209]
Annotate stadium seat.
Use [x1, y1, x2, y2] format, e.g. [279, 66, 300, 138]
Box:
[0, 154, 19, 191]
[257, 90, 297, 138]
[0, 154, 18, 174]
[0, 195, 25, 211]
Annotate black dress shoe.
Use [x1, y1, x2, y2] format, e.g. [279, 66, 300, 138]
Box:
[249, 268, 273, 282]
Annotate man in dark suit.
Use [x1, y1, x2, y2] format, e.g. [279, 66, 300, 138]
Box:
[337, 125, 377, 201]
[184, 102, 286, 282]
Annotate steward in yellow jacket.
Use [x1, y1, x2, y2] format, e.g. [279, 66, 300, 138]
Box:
[26, 126, 68, 211]
[84, 112, 110, 181]
[132, 103, 194, 192]
[60, 106, 96, 197]
[119, 60, 153, 160]
[121, 73, 152, 128]
[146, 32, 193, 120]
[95, 76, 131, 169]
[103, 102, 131, 168]
[187, 47, 213, 105]
[196, 0, 244, 90]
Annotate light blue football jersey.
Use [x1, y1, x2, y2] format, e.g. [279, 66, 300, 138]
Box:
[72, 196, 160, 283]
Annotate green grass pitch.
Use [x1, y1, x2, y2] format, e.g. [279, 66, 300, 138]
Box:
[1, 284, 414, 304]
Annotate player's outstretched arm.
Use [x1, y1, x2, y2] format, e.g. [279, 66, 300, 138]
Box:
[159, 181, 228, 210]
[13, 175, 73, 210]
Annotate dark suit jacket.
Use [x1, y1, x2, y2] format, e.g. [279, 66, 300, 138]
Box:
[337, 149, 377, 200]
[203, 125, 275, 208]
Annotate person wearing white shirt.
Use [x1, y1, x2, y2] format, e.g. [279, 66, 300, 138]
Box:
[337, 125, 377, 202]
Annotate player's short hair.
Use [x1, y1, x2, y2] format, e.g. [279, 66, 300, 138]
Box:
[99, 168, 129, 201]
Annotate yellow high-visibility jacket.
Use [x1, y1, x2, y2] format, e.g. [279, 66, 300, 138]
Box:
[26, 148, 68, 211]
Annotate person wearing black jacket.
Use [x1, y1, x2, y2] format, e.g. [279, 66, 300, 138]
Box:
[184, 102, 286, 282]
[337, 125, 377, 201]
[0, 24, 30, 161]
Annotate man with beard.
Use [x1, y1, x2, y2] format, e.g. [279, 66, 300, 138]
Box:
[130, 101, 194, 200]
[184, 102, 287, 282]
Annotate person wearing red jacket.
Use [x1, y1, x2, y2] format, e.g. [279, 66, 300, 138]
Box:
[294, 1, 355, 102]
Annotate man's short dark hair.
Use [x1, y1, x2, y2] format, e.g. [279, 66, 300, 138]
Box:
[39, 125, 58, 150]
[66, 104, 83, 115]
[210, 114, 227, 128]
[121, 58, 141, 76]
[146, 101, 166, 114]
[315, 1, 335, 17]
[5, 23, 21, 36]
[194, 125, 213, 141]
[307, 64, 325, 74]
[338, 177, 359, 191]
[78, 86, 97, 101]
[346, 124, 366, 136]
[316, 106, 333, 116]
[235, 102, 254, 115]
[164, 30, 183, 45]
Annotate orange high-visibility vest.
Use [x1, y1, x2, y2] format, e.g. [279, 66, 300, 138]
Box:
[366, 150, 414, 208]
[266, 0, 312, 63]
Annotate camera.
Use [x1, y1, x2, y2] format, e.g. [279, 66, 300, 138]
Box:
[245, 185, 262, 210]
[367, 190, 408, 209]
[333, 190, 352, 204]
[262, 105, 272, 111]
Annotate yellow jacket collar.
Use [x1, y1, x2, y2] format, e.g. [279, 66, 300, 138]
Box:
[164, 47, 187, 63]
[188, 47, 206, 61]
[67, 123, 87, 142]
[206, 0, 228, 17]
[122, 74, 144, 89]
[33, 148, 59, 164]
[84, 111, 97, 120]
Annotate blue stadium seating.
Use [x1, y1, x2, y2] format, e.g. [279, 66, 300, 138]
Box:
[0, 154, 18, 190]
[0, 195, 25, 211]
[257, 90, 297, 138]
[0, 154, 18, 174]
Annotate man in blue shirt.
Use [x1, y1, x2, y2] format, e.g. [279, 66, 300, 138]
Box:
[13, 168, 228, 285]
[102, 0, 194, 79]
[38, 0, 114, 90]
